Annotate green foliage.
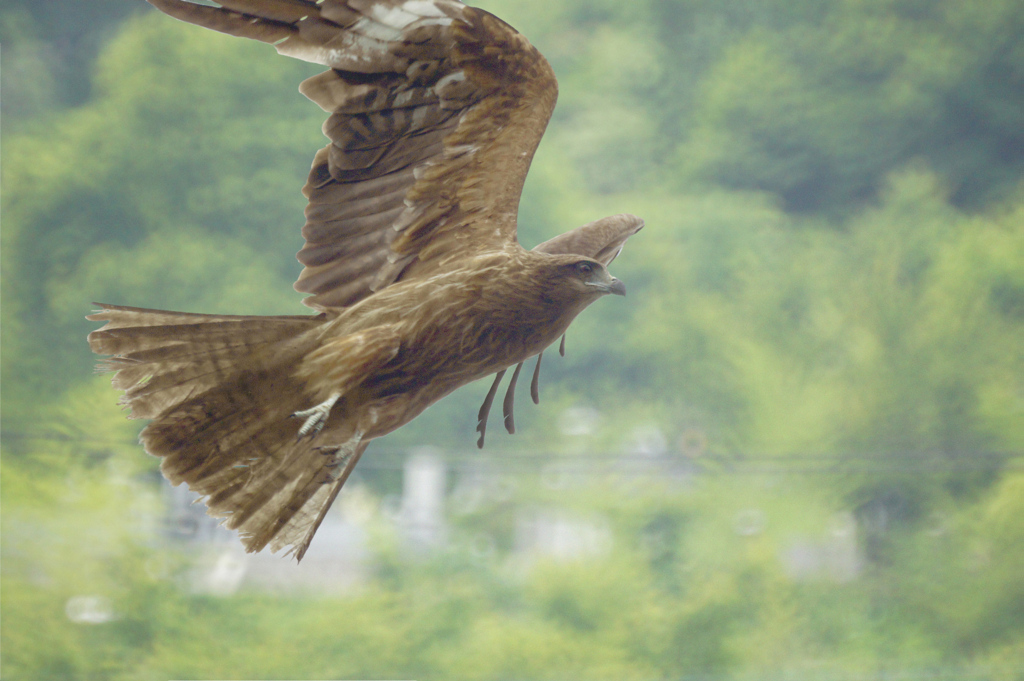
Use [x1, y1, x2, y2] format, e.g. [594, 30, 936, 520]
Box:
[2, 0, 1023, 679]
[653, 0, 1024, 212]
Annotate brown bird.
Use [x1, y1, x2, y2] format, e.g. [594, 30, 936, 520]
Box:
[88, 0, 643, 560]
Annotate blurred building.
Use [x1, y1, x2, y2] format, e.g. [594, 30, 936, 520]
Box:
[164, 445, 863, 593]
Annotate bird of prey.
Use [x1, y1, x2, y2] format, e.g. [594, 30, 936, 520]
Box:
[88, 0, 643, 560]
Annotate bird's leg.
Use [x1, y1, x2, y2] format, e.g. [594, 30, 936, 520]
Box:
[530, 352, 543, 404]
[476, 368, 506, 449]
[315, 430, 364, 480]
[314, 403, 384, 480]
[291, 392, 341, 441]
[502, 362, 524, 434]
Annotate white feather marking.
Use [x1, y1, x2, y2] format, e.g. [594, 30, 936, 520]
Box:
[369, 4, 421, 28]
[446, 144, 477, 157]
[278, 35, 380, 68]
[350, 16, 402, 41]
[323, 47, 375, 67]
[413, 162, 434, 180]
[393, 206, 419, 231]
[401, 0, 450, 19]
[411, 105, 429, 127]
[436, 71, 466, 88]
[394, 90, 415, 106]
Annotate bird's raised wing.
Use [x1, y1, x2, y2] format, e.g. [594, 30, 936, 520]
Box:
[148, 0, 558, 309]
[532, 213, 645, 265]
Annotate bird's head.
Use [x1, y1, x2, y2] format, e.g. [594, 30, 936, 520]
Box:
[537, 254, 626, 307]
[571, 258, 627, 297]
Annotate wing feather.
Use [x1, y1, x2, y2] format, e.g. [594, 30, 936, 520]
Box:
[532, 213, 645, 264]
[147, 0, 557, 310]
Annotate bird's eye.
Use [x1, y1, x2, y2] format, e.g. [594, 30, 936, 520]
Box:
[575, 262, 594, 275]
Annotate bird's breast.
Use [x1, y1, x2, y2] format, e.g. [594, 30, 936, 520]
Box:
[311, 257, 582, 409]
[331, 280, 559, 391]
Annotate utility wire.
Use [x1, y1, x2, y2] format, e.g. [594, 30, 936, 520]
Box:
[3, 430, 1021, 474]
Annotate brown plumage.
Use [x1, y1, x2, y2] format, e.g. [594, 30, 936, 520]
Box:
[88, 0, 642, 559]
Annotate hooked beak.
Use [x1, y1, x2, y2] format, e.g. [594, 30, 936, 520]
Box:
[587, 277, 627, 297]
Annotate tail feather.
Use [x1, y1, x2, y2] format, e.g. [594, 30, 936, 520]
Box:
[88, 303, 357, 559]
[92, 321, 315, 357]
[88, 304, 326, 419]
[87, 303, 320, 330]
[142, 367, 311, 486]
[151, 389, 354, 557]
[256, 442, 368, 560]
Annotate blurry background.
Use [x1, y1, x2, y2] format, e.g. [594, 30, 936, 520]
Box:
[2, 0, 1023, 678]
